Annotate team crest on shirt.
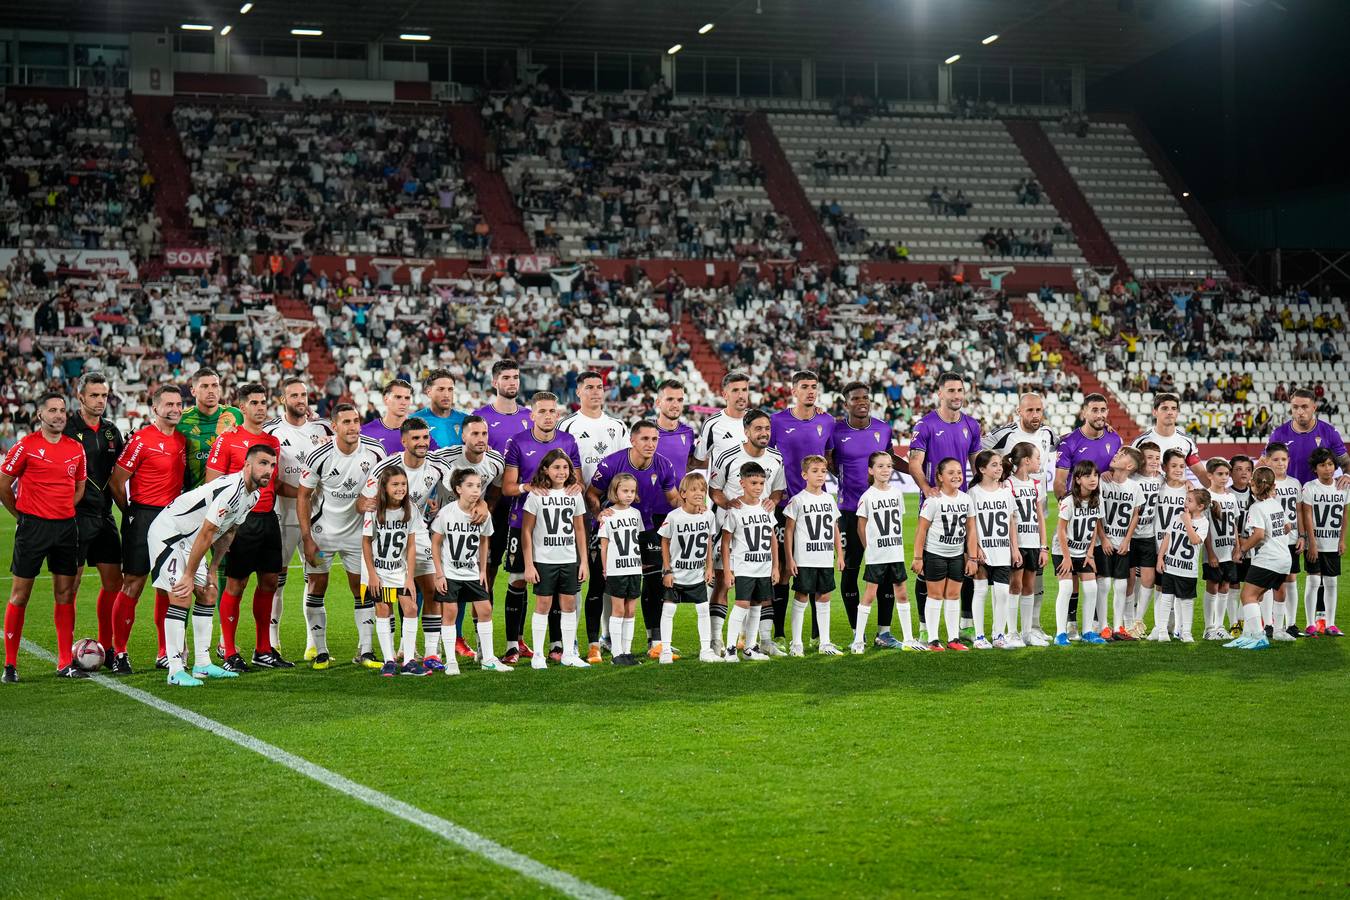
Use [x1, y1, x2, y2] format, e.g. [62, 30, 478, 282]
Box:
[816, 425, 823, 437]
[104, 430, 114, 441]
[873, 432, 881, 443]
[962, 427, 969, 438]
[360, 461, 372, 473]
[66, 464, 77, 476]
[650, 474, 658, 485]
[1316, 437, 1323, 446]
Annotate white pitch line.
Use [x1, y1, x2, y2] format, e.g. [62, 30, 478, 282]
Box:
[19, 639, 621, 900]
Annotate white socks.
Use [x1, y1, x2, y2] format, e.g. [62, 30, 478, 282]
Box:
[972, 579, 989, 638]
[191, 607, 214, 667]
[1326, 576, 1339, 626]
[355, 604, 375, 654]
[990, 582, 1006, 637]
[1285, 579, 1299, 630]
[1305, 574, 1321, 627]
[1136, 584, 1155, 627]
[399, 615, 418, 661]
[1079, 580, 1098, 632]
[560, 610, 580, 660]
[924, 598, 941, 643]
[270, 587, 284, 651]
[1177, 598, 1194, 639]
[1242, 602, 1263, 636]
[164, 607, 187, 676]
[376, 614, 396, 661]
[759, 609, 773, 647]
[854, 603, 872, 646]
[1019, 594, 1033, 636]
[1152, 594, 1174, 637]
[790, 599, 808, 646]
[695, 602, 712, 651]
[745, 605, 762, 649]
[531, 611, 548, 658]
[814, 600, 831, 646]
[943, 598, 959, 643]
[423, 616, 441, 660]
[725, 605, 748, 652]
[660, 604, 677, 650]
[897, 601, 914, 641]
[304, 596, 328, 655]
[1055, 579, 1074, 636]
[1261, 591, 1275, 629]
[609, 614, 626, 656]
[476, 620, 496, 662]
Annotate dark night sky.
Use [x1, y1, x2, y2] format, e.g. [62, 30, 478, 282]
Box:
[1091, 0, 1350, 208]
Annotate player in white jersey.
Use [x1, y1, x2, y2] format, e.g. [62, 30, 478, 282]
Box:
[1098, 448, 1143, 640]
[263, 376, 333, 655]
[968, 450, 1018, 650]
[558, 371, 630, 485]
[361, 465, 425, 676]
[1265, 443, 1304, 638]
[1226, 466, 1288, 649]
[784, 456, 843, 655]
[431, 414, 506, 658]
[1128, 441, 1164, 638]
[1152, 488, 1210, 643]
[658, 472, 719, 662]
[1203, 458, 1241, 640]
[856, 451, 919, 650]
[1131, 393, 1210, 486]
[149, 448, 272, 687]
[296, 403, 387, 670]
[1299, 447, 1347, 635]
[1004, 443, 1046, 646]
[695, 371, 751, 469]
[431, 469, 509, 674]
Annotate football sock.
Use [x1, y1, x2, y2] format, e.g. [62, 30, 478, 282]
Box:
[1067, 589, 1079, 624]
[1177, 597, 1195, 639]
[897, 601, 914, 641]
[1033, 586, 1044, 628]
[1242, 602, 1263, 637]
[600, 593, 612, 640]
[585, 591, 604, 645]
[814, 600, 831, 647]
[1202, 591, 1216, 632]
[219, 591, 242, 658]
[547, 600, 562, 645]
[972, 579, 988, 638]
[376, 615, 395, 661]
[1227, 589, 1239, 627]
[1325, 577, 1339, 626]
[1285, 580, 1299, 629]
[154, 589, 171, 657]
[476, 620, 496, 662]
[1099, 579, 1116, 631]
[991, 582, 1009, 637]
[745, 605, 762, 649]
[3, 603, 25, 666]
[853, 602, 872, 647]
[399, 614, 419, 661]
[561, 610, 580, 659]
[1153, 594, 1174, 637]
[695, 601, 712, 652]
[609, 615, 625, 656]
[271, 574, 286, 650]
[1136, 584, 1154, 627]
[355, 598, 376, 654]
[1019, 594, 1033, 636]
[1304, 574, 1321, 627]
[191, 603, 214, 666]
[54, 602, 75, 669]
[710, 601, 728, 644]
[923, 598, 941, 642]
[725, 605, 748, 653]
[790, 598, 808, 646]
[164, 604, 188, 676]
[759, 607, 774, 647]
[876, 584, 895, 629]
[1055, 580, 1074, 636]
[531, 611, 548, 659]
[943, 598, 960, 642]
[454, 601, 468, 641]
[252, 588, 272, 654]
[95, 588, 116, 652]
[504, 584, 527, 644]
[960, 576, 974, 622]
[111, 591, 137, 654]
[442, 622, 457, 661]
[841, 567, 861, 629]
[423, 614, 442, 659]
[660, 603, 677, 651]
[304, 593, 328, 655]
[1080, 581, 1097, 633]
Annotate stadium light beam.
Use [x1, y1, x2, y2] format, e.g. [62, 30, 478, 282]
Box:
[944, 53, 961, 64]
[239, 2, 253, 13]
[180, 23, 213, 30]
[220, 24, 233, 35]
[291, 27, 323, 36]
[400, 33, 431, 41]
[982, 33, 999, 45]
[699, 22, 715, 34]
[668, 43, 683, 54]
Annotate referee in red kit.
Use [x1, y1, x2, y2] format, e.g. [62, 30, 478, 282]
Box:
[0, 392, 90, 682]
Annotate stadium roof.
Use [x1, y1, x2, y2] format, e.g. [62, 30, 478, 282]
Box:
[2, 0, 1224, 82]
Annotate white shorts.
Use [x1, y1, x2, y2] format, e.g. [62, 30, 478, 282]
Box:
[414, 541, 437, 578]
[305, 537, 364, 576]
[149, 534, 209, 593]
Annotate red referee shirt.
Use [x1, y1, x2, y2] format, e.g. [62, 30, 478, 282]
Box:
[206, 428, 280, 513]
[117, 425, 188, 507]
[1, 432, 87, 519]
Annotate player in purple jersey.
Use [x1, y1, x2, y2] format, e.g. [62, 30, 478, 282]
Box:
[834, 382, 905, 645]
[1053, 392, 1121, 634]
[907, 372, 983, 637]
[651, 379, 696, 515]
[499, 391, 583, 663]
[361, 379, 438, 455]
[1266, 388, 1350, 486]
[475, 359, 535, 600]
[768, 371, 837, 648]
[589, 422, 682, 657]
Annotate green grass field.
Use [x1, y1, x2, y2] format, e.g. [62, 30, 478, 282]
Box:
[4, 505, 1349, 898]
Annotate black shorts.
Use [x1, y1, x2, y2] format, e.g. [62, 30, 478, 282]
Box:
[639, 529, 662, 574]
[863, 561, 906, 586]
[1130, 537, 1158, 569]
[1203, 561, 1238, 584]
[734, 574, 774, 602]
[488, 502, 511, 568]
[793, 566, 835, 596]
[1014, 546, 1043, 571]
[76, 514, 121, 567]
[1287, 545, 1301, 574]
[1244, 565, 1287, 592]
[1235, 557, 1251, 583]
[535, 561, 579, 596]
[223, 511, 284, 579]
[1306, 552, 1341, 577]
[1159, 572, 1199, 600]
[120, 503, 165, 576]
[666, 582, 709, 604]
[606, 573, 643, 598]
[922, 551, 966, 582]
[981, 564, 1012, 585]
[841, 510, 864, 570]
[503, 526, 524, 574]
[437, 580, 489, 605]
[11, 514, 78, 579]
[1052, 553, 1095, 576]
[1096, 546, 1132, 579]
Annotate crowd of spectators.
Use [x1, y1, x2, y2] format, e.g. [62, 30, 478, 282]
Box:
[0, 95, 159, 254]
[174, 101, 483, 259]
[978, 226, 1056, 258]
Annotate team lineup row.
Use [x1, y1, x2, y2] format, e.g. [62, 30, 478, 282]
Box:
[2, 362, 1346, 682]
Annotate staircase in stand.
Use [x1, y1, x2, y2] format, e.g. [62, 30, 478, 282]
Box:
[274, 296, 337, 385]
[676, 311, 727, 392]
[130, 95, 191, 247]
[1004, 118, 1129, 275]
[744, 112, 837, 266]
[1012, 297, 1140, 442]
[446, 104, 532, 255]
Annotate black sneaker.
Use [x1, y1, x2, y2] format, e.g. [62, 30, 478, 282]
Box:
[252, 649, 295, 669]
[102, 645, 117, 670]
[1286, 624, 1302, 638]
[155, 655, 169, 670]
[221, 653, 251, 673]
[268, 648, 295, 668]
[110, 653, 133, 676]
[1265, 624, 1274, 639]
[313, 652, 331, 670]
[2, 665, 17, 683]
[56, 664, 90, 679]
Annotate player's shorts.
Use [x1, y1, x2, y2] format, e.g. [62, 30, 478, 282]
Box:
[535, 561, 580, 596]
[1286, 544, 1301, 574]
[1013, 546, 1042, 571]
[76, 514, 121, 567]
[149, 533, 208, 593]
[1305, 552, 1341, 577]
[1052, 553, 1095, 576]
[1203, 561, 1238, 584]
[306, 534, 364, 576]
[1235, 557, 1251, 583]
[488, 502, 511, 568]
[841, 510, 864, 570]
[437, 579, 490, 605]
[863, 561, 906, 586]
[223, 511, 284, 579]
[982, 564, 1012, 585]
[606, 573, 642, 598]
[665, 582, 709, 604]
[120, 503, 166, 576]
[1130, 537, 1159, 569]
[734, 575, 774, 603]
[1159, 572, 1199, 600]
[793, 566, 836, 596]
[502, 526, 525, 578]
[921, 551, 966, 583]
[1095, 546, 1132, 579]
[1244, 565, 1287, 592]
[414, 540, 437, 578]
[11, 514, 79, 579]
[360, 584, 407, 606]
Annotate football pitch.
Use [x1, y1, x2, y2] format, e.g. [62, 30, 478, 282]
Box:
[3, 508, 1349, 898]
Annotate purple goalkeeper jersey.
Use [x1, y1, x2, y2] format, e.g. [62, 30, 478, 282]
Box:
[1267, 419, 1348, 484]
[653, 420, 696, 515]
[361, 417, 438, 456]
[910, 411, 982, 494]
[503, 429, 582, 527]
[833, 416, 894, 512]
[770, 409, 836, 506]
[591, 449, 678, 530]
[473, 402, 534, 456]
[1055, 427, 1123, 477]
